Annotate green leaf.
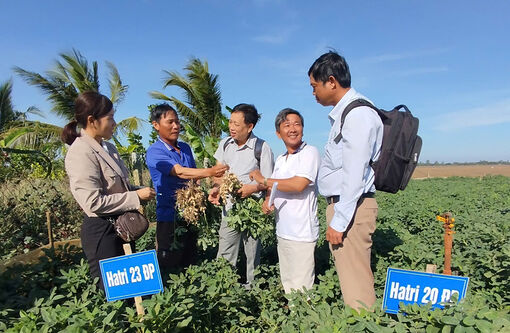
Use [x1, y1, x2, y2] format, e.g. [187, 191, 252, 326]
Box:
[177, 316, 192, 328]
[453, 325, 466, 333]
[365, 321, 380, 332]
[426, 325, 441, 333]
[475, 319, 492, 331]
[462, 316, 475, 326]
[103, 311, 115, 325]
[442, 316, 460, 326]
[441, 325, 452, 333]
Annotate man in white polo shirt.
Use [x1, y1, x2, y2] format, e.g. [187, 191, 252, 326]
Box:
[250, 108, 320, 294]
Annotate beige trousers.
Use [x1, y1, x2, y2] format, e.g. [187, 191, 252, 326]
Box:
[277, 237, 316, 294]
[326, 197, 378, 311]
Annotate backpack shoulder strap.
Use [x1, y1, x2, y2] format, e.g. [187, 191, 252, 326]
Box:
[254, 137, 264, 165]
[223, 137, 234, 151]
[223, 136, 264, 165]
[334, 99, 379, 144]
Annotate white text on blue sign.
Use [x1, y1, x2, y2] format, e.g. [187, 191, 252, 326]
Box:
[99, 250, 163, 302]
[388, 281, 460, 304]
[382, 268, 469, 314]
[105, 263, 156, 287]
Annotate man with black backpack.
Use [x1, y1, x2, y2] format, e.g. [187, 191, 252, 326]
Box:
[308, 51, 383, 311]
[208, 103, 274, 288]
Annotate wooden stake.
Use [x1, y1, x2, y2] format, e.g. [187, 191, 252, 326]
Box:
[426, 264, 437, 273]
[444, 212, 453, 275]
[131, 152, 143, 187]
[123, 243, 145, 317]
[46, 210, 54, 249]
[131, 152, 144, 214]
[437, 212, 454, 275]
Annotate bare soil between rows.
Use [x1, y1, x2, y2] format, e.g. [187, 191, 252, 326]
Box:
[413, 164, 510, 178]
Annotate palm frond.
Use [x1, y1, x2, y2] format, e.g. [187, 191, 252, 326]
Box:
[149, 91, 173, 102]
[14, 66, 76, 120]
[0, 121, 62, 149]
[185, 58, 209, 80]
[162, 71, 200, 107]
[114, 117, 145, 137]
[163, 70, 203, 118]
[24, 106, 45, 118]
[13, 49, 126, 122]
[157, 57, 225, 138]
[106, 61, 128, 105]
[92, 59, 99, 89]
[60, 50, 99, 92]
[162, 71, 192, 91]
[0, 80, 15, 130]
[47, 62, 71, 82]
[170, 97, 208, 135]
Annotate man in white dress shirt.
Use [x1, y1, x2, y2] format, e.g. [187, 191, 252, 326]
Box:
[308, 51, 383, 310]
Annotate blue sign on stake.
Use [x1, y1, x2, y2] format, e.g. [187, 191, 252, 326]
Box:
[382, 267, 469, 314]
[99, 250, 163, 302]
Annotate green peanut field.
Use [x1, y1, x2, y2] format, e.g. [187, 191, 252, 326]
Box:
[0, 176, 509, 332]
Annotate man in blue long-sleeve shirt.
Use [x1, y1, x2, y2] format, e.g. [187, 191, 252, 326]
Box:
[308, 51, 383, 311]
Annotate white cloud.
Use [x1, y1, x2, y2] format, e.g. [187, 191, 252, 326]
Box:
[393, 66, 449, 77]
[433, 98, 510, 131]
[251, 0, 286, 6]
[360, 47, 450, 64]
[253, 26, 297, 44]
[257, 41, 331, 77]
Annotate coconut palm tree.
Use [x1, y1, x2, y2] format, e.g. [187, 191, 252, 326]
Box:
[0, 80, 16, 131]
[14, 49, 128, 119]
[0, 80, 43, 132]
[0, 80, 52, 149]
[149, 57, 228, 139]
[10, 50, 144, 148]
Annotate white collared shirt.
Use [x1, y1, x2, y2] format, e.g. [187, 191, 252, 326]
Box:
[318, 88, 383, 232]
[273, 143, 320, 242]
[214, 133, 274, 185]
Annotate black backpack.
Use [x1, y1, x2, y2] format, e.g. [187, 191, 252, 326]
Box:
[223, 137, 264, 165]
[335, 99, 422, 193]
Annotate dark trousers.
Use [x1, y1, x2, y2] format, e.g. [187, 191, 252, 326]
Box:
[156, 220, 198, 271]
[81, 215, 134, 290]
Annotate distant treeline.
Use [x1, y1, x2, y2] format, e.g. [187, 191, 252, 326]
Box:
[419, 160, 510, 166]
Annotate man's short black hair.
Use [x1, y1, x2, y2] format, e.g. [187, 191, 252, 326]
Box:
[308, 51, 351, 88]
[150, 103, 177, 123]
[232, 103, 261, 127]
[274, 108, 304, 132]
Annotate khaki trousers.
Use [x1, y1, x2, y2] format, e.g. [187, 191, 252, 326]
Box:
[326, 197, 377, 311]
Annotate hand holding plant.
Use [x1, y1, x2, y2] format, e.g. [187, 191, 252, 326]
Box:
[209, 163, 229, 177]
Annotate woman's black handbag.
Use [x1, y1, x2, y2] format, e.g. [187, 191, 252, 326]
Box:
[113, 210, 149, 242]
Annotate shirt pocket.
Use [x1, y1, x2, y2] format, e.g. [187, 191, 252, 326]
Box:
[323, 140, 343, 170]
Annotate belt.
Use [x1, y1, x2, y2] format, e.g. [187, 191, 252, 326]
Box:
[326, 192, 375, 204]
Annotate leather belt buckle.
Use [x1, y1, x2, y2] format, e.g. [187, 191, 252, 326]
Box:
[326, 195, 339, 204]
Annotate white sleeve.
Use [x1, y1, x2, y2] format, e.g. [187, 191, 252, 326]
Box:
[294, 146, 320, 183]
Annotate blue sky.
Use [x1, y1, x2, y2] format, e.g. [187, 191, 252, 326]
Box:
[1, 0, 509, 162]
